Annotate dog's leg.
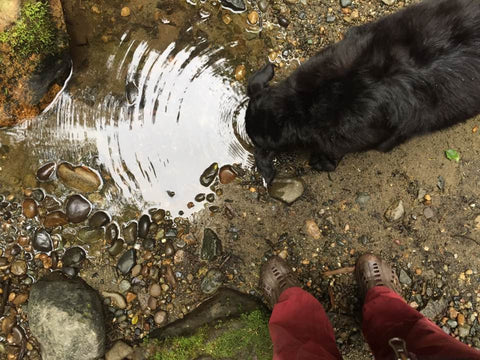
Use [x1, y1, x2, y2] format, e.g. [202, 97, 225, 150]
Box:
[309, 152, 342, 172]
[254, 148, 276, 185]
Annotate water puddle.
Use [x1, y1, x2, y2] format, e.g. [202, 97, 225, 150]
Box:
[0, 30, 254, 216]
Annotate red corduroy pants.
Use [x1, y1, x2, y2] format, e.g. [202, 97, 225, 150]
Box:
[269, 286, 480, 359]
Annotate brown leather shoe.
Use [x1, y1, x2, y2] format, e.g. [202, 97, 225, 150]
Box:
[355, 254, 402, 302]
[260, 256, 301, 308]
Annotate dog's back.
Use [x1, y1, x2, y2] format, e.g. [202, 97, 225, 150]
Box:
[246, 0, 480, 182]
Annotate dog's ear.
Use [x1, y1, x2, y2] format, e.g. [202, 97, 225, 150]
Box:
[247, 63, 274, 98]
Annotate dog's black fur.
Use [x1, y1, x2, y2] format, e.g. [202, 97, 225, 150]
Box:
[245, 0, 480, 184]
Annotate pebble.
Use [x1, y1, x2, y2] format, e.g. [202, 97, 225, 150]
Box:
[220, 0, 246, 12]
[117, 249, 136, 275]
[340, 0, 352, 7]
[201, 228, 222, 261]
[138, 214, 151, 239]
[123, 221, 138, 244]
[269, 178, 304, 204]
[108, 239, 125, 257]
[119, 279, 131, 293]
[121, 7, 131, 17]
[106, 222, 119, 244]
[222, 13, 232, 24]
[423, 207, 434, 219]
[131, 264, 142, 277]
[458, 325, 470, 338]
[66, 194, 92, 223]
[195, 193, 206, 202]
[22, 198, 38, 218]
[305, 219, 321, 239]
[384, 200, 404, 222]
[200, 163, 219, 187]
[44, 211, 68, 228]
[174, 250, 185, 264]
[399, 269, 412, 285]
[36, 162, 56, 181]
[247, 11, 259, 25]
[62, 246, 86, 267]
[102, 291, 127, 309]
[382, 0, 395, 5]
[258, 0, 268, 12]
[57, 162, 102, 193]
[219, 165, 237, 184]
[10, 260, 27, 276]
[43, 195, 61, 211]
[145, 296, 157, 312]
[154, 310, 167, 326]
[201, 268, 223, 294]
[206, 193, 215, 202]
[326, 14, 335, 22]
[33, 229, 53, 252]
[234, 65, 246, 81]
[88, 211, 111, 228]
[77, 227, 104, 244]
[277, 15, 290, 27]
[149, 283, 161, 297]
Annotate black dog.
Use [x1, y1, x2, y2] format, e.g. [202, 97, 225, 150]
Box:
[245, 0, 480, 184]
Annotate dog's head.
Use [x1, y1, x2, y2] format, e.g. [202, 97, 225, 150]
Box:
[245, 63, 279, 150]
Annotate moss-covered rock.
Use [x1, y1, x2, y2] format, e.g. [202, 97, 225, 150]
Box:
[0, 0, 71, 127]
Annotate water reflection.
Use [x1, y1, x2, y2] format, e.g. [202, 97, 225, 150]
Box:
[10, 34, 253, 216]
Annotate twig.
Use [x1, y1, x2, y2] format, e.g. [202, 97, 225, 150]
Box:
[322, 266, 355, 277]
[453, 234, 480, 246]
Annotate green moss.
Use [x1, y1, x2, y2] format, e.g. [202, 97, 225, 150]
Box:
[148, 310, 273, 360]
[0, 1, 58, 58]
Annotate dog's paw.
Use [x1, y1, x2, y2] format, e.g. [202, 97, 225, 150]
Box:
[309, 153, 339, 172]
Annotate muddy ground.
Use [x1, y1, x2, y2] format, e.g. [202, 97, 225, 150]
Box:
[2, 0, 480, 358]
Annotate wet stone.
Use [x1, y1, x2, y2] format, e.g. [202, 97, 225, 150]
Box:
[117, 249, 136, 275]
[340, 0, 352, 6]
[57, 162, 102, 193]
[66, 195, 92, 223]
[131, 264, 141, 277]
[200, 163, 219, 187]
[220, 0, 246, 12]
[269, 178, 304, 205]
[152, 209, 165, 223]
[77, 227, 104, 244]
[277, 15, 290, 27]
[88, 211, 111, 228]
[125, 81, 138, 106]
[166, 190, 175, 197]
[201, 228, 222, 261]
[22, 198, 38, 218]
[195, 193, 206, 202]
[108, 239, 125, 257]
[326, 14, 335, 22]
[384, 200, 404, 222]
[33, 229, 53, 252]
[258, 0, 268, 12]
[44, 211, 68, 228]
[138, 214, 151, 239]
[382, 0, 395, 5]
[31, 188, 45, 202]
[62, 247, 86, 268]
[106, 223, 119, 244]
[11, 260, 27, 276]
[201, 269, 223, 294]
[36, 162, 56, 181]
[43, 195, 61, 211]
[206, 193, 215, 202]
[123, 221, 138, 244]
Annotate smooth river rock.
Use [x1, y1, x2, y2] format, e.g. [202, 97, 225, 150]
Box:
[269, 178, 304, 204]
[65, 194, 92, 223]
[57, 162, 102, 193]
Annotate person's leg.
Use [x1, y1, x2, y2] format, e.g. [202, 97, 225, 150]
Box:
[261, 257, 342, 360]
[357, 254, 480, 360]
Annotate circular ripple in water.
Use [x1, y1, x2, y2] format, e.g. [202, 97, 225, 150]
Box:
[27, 36, 253, 216]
